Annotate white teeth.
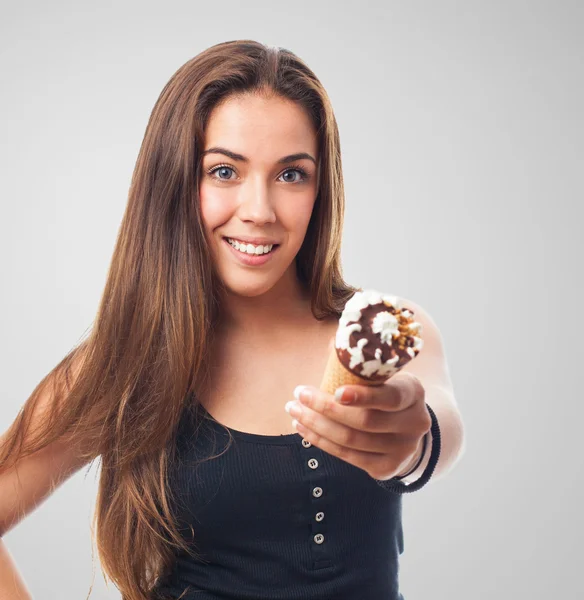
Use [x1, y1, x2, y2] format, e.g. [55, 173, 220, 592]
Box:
[227, 238, 274, 255]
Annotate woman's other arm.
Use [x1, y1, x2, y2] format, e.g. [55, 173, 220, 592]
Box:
[0, 353, 94, 598]
[0, 538, 33, 600]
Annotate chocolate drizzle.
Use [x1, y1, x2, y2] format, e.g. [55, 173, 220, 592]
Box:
[336, 301, 421, 382]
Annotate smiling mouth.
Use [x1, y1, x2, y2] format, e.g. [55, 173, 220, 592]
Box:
[223, 237, 280, 255]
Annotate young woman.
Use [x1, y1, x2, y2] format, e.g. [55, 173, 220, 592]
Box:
[0, 40, 464, 600]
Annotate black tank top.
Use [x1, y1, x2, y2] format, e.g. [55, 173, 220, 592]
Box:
[152, 401, 440, 600]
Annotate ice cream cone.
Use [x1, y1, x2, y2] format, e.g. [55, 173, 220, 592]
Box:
[319, 343, 383, 395]
[319, 289, 424, 396]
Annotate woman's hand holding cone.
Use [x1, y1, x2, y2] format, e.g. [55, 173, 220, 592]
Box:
[284, 373, 431, 481]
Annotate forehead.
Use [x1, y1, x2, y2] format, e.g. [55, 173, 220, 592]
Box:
[203, 94, 318, 159]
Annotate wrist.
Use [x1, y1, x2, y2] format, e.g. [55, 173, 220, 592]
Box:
[394, 433, 428, 479]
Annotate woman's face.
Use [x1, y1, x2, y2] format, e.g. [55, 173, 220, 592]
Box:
[199, 93, 319, 298]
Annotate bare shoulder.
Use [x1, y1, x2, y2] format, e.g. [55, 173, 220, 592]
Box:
[0, 347, 94, 537]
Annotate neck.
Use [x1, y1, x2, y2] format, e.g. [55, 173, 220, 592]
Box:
[216, 267, 313, 337]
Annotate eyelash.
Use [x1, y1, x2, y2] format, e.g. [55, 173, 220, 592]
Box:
[205, 163, 310, 184]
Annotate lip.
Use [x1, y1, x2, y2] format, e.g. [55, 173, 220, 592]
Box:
[223, 235, 280, 246]
[222, 237, 280, 266]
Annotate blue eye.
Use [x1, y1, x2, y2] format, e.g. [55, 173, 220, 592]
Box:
[208, 165, 236, 181]
[279, 166, 309, 183]
[206, 163, 310, 184]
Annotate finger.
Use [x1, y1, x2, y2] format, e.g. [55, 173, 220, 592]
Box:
[292, 417, 414, 481]
[336, 372, 423, 412]
[291, 401, 406, 453]
[295, 385, 403, 434]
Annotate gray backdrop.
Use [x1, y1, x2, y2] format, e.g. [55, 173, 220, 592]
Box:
[1, 1, 582, 598]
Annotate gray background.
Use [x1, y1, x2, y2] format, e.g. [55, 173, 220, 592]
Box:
[1, 1, 582, 598]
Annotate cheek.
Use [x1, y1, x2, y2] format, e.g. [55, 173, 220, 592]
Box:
[282, 197, 315, 236]
[199, 187, 232, 231]
[199, 183, 316, 236]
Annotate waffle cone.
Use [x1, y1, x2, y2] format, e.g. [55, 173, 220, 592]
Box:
[319, 346, 385, 396]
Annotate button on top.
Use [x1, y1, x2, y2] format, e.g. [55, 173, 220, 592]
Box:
[302, 439, 312, 448]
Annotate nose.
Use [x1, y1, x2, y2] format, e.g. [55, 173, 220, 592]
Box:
[236, 176, 276, 225]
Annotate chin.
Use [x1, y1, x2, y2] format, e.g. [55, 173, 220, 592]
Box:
[213, 241, 299, 299]
[220, 273, 282, 298]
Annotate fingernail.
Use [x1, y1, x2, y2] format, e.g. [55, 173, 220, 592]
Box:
[335, 388, 352, 404]
[285, 401, 303, 418]
[294, 385, 309, 402]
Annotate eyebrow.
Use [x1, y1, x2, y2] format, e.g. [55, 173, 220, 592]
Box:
[202, 146, 317, 165]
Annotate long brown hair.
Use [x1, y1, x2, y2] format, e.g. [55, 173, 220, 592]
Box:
[0, 40, 360, 599]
